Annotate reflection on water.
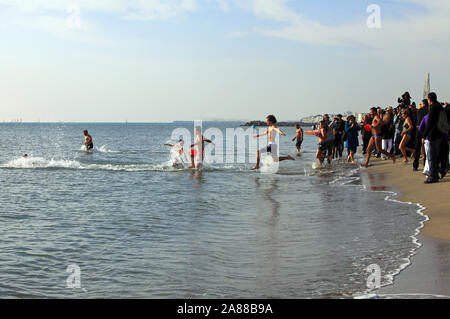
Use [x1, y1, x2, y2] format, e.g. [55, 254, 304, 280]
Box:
[360, 171, 388, 192]
[255, 176, 280, 217]
[190, 170, 204, 189]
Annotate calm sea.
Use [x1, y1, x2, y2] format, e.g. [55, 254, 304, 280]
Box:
[0, 122, 425, 298]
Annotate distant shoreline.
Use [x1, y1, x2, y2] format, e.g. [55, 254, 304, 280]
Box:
[240, 120, 316, 127]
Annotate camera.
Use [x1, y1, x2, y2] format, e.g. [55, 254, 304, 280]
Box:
[397, 92, 411, 106]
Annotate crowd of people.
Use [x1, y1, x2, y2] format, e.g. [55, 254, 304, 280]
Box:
[315, 92, 450, 184]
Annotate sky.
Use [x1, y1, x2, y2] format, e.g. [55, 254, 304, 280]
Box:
[0, 0, 449, 122]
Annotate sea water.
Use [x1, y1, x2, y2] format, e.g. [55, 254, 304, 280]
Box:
[0, 122, 425, 298]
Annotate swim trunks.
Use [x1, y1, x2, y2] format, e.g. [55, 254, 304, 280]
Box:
[259, 143, 278, 157]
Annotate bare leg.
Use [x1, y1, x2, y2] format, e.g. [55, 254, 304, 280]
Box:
[362, 137, 375, 167]
[188, 153, 195, 168]
[399, 135, 414, 162]
[251, 150, 261, 170]
[279, 155, 295, 161]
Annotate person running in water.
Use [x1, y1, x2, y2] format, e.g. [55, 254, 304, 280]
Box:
[164, 139, 188, 166]
[292, 123, 304, 152]
[189, 126, 215, 169]
[251, 115, 295, 170]
[361, 108, 396, 168]
[83, 130, 94, 151]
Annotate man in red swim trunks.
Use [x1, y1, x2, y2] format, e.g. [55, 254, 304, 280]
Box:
[188, 126, 215, 169]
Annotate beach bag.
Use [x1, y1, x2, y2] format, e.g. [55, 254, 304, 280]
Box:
[437, 110, 449, 134]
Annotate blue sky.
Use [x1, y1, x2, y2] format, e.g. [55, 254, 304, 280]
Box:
[0, 0, 449, 122]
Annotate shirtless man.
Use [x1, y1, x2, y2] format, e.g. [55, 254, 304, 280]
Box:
[292, 123, 304, 152]
[83, 130, 94, 151]
[189, 126, 215, 169]
[361, 108, 396, 168]
[315, 120, 328, 166]
[251, 115, 295, 170]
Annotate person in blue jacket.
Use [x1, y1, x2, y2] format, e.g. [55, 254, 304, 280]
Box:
[345, 115, 360, 164]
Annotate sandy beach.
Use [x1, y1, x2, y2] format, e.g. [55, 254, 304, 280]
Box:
[361, 158, 450, 297]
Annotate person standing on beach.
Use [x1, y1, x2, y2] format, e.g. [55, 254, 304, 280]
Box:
[413, 99, 429, 171]
[335, 114, 346, 158]
[361, 107, 396, 168]
[398, 109, 415, 163]
[345, 115, 359, 164]
[439, 103, 450, 178]
[423, 93, 445, 183]
[251, 115, 295, 170]
[394, 108, 404, 156]
[361, 114, 372, 155]
[292, 124, 304, 152]
[83, 130, 94, 151]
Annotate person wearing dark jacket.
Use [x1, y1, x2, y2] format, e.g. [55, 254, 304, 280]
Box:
[413, 99, 429, 171]
[423, 93, 444, 183]
[438, 103, 450, 178]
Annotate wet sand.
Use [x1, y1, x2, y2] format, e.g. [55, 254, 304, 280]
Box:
[360, 158, 450, 297]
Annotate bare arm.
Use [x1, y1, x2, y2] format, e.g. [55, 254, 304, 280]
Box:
[203, 138, 216, 146]
[254, 129, 269, 138]
[403, 117, 413, 134]
[372, 117, 381, 129]
[274, 127, 286, 136]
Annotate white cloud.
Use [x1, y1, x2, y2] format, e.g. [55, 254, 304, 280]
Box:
[0, 0, 198, 20]
[232, 0, 450, 50]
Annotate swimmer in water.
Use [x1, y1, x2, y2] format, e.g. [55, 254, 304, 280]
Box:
[83, 130, 94, 151]
[188, 126, 215, 169]
[292, 123, 304, 152]
[315, 120, 328, 167]
[164, 139, 188, 166]
[251, 115, 295, 170]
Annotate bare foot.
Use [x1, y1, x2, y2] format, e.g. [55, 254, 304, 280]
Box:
[251, 166, 259, 170]
[287, 155, 295, 161]
[360, 163, 369, 168]
[392, 155, 396, 164]
[403, 159, 408, 164]
[188, 165, 195, 168]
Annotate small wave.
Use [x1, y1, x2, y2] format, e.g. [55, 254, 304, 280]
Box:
[0, 156, 252, 173]
[1, 157, 82, 169]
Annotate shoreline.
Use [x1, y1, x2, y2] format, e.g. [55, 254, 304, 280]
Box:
[360, 158, 450, 298]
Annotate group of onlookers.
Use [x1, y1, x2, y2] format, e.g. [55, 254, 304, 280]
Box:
[359, 92, 449, 183]
[314, 91, 449, 183]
